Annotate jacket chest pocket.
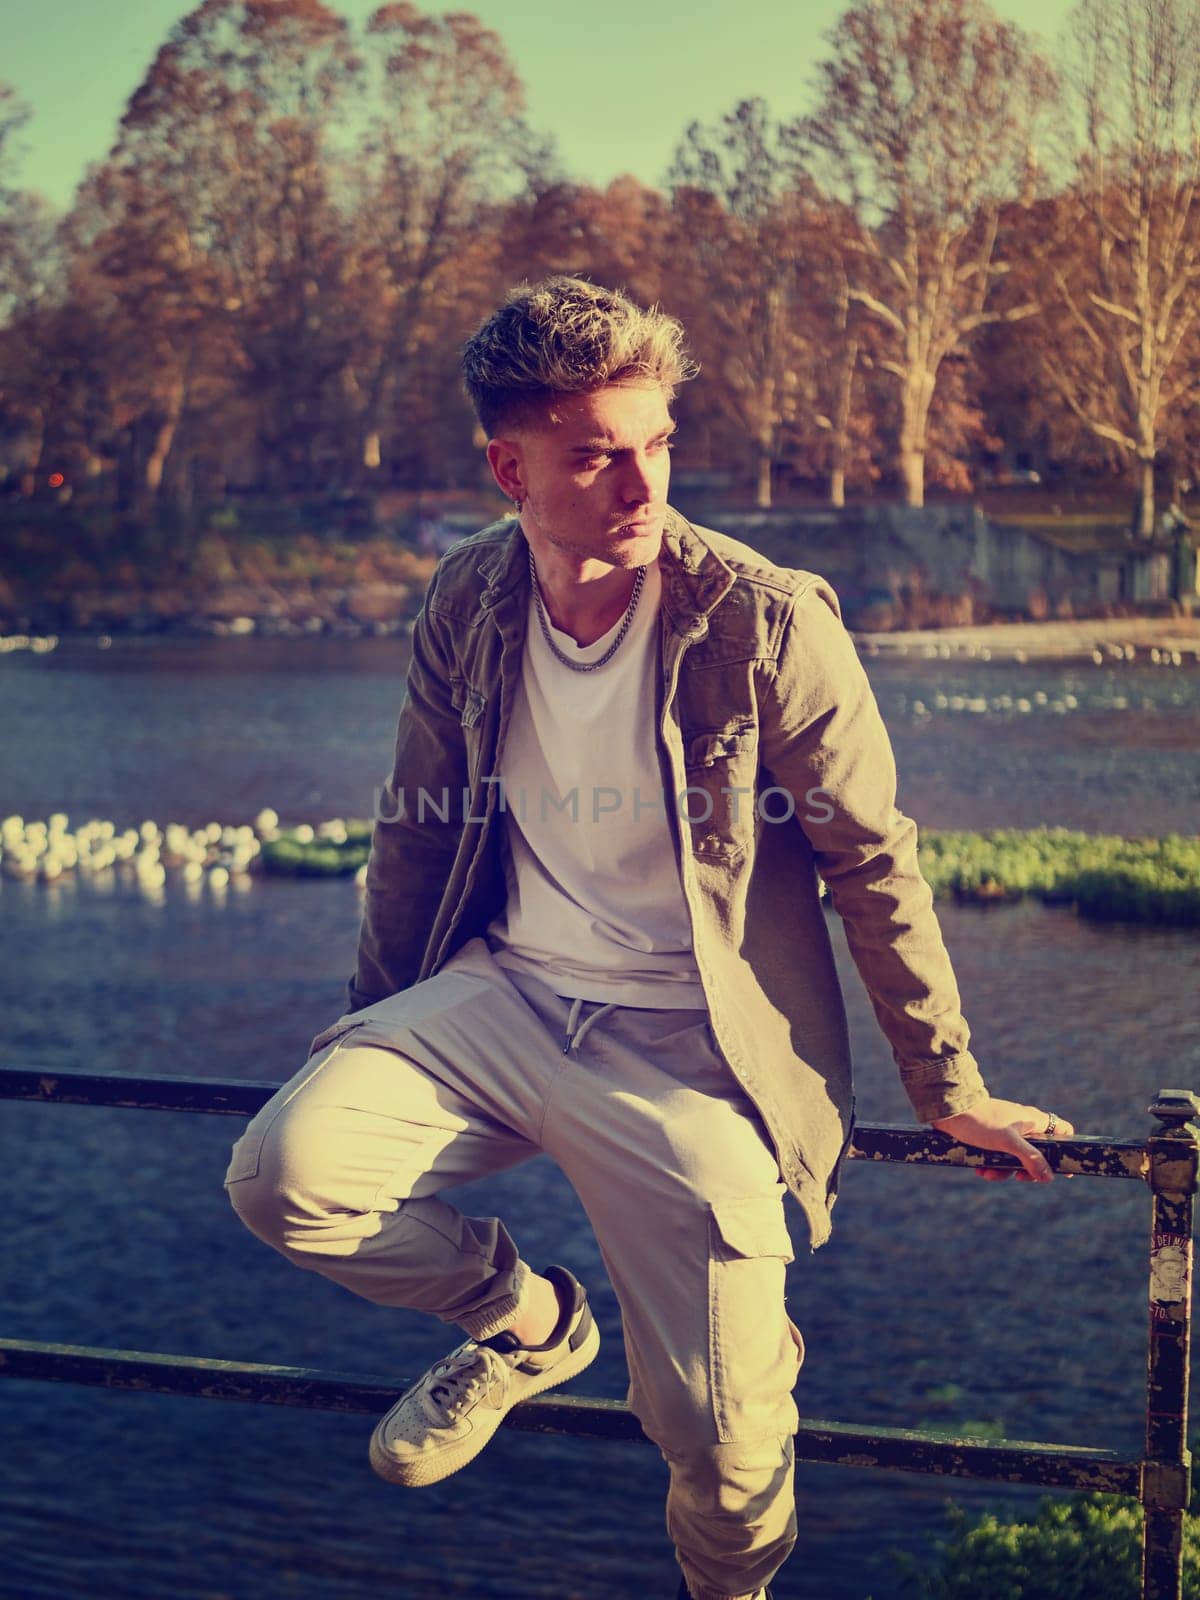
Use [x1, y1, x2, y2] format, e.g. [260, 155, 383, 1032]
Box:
[450, 679, 487, 787]
[681, 718, 759, 862]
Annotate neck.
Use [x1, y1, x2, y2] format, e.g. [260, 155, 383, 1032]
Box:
[527, 544, 645, 648]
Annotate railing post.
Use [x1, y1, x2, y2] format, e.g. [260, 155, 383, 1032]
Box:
[1141, 1088, 1200, 1600]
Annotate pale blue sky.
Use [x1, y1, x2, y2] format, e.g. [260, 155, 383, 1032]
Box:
[9, 0, 1079, 210]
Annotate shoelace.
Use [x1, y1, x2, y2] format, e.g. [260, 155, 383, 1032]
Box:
[425, 1345, 508, 1422]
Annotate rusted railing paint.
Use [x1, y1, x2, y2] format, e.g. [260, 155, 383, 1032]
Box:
[0, 1066, 1151, 1178]
[0, 1066, 275, 1117]
[1142, 1090, 1200, 1600]
[0, 1337, 1138, 1490]
[849, 1121, 1148, 1182]
[0, 1065, 1195, 1598]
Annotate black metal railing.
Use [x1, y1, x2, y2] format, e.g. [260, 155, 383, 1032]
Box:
[1, 1067, 1195, 1600]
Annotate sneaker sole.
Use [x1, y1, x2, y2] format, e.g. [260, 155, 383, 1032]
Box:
[368, 1308, 601, 1488]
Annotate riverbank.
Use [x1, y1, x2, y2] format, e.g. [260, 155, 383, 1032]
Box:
[2, 586, 1196, 658]
[857, 614, 1200, 664]
[6, 612, 1197, 663]
[3, 499, 1195, 643]
[0, 521, 440, 636]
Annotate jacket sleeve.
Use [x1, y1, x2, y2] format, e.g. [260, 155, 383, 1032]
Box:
[757, 577, 989, 1123]
[348, 571, 467, 1009]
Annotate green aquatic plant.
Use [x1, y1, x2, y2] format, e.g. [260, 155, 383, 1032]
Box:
[259, 821, 372, 877]
[899, 1493, 1200, 1599]
[916, 829, 1200, 927]
[256, 820, 1200, 926]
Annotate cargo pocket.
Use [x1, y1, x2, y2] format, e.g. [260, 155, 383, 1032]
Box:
[707, 1193, 800, 1443]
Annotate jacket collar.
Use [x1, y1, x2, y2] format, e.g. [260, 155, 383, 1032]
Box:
[475, 506, 735, 635]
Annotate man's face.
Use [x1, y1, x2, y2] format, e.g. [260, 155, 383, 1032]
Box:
[493, 382, 675, 571]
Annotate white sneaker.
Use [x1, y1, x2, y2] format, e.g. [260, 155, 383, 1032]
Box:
[369, 1265, 600, 1487]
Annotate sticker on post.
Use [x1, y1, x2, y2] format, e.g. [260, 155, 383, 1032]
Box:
[1149, 1233, 1192, 1321]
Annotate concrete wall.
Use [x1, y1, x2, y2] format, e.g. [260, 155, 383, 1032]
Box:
[674, 500, 1181, 628]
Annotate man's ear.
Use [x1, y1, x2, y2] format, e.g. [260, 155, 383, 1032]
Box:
[486, 437, 525, 503]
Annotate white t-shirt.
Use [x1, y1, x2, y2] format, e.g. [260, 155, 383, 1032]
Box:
[487, 560, 705, 1006]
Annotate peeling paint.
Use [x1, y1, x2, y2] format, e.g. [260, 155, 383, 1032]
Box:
[1150, 1234, 1192, 1320]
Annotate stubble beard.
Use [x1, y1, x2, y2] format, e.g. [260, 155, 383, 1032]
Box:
[532, 513, 665, 572]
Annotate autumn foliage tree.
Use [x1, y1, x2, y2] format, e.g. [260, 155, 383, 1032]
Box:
[102, 0, 362, 501]
[346, 5, 539, 478]
[61, 0, 548, 506]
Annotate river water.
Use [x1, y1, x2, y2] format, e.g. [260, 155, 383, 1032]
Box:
[1, 635, 1198, 1600]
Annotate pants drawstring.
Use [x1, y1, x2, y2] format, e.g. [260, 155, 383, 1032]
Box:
[562, 998, 619, 1055]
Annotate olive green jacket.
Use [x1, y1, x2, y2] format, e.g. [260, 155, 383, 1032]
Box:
[350, 507, 988, 1247]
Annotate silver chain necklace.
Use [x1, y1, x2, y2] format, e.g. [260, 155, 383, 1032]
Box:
[528, 548, 646, 673]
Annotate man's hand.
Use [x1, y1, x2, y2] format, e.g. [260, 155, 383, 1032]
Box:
[931, 1097, 1075, 1183]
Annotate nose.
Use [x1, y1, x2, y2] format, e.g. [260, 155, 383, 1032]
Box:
[619, 450, 658, 507]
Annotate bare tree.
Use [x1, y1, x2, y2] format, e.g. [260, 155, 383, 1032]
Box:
[1037, 0, 1200, 536]
[796, 193, 888, 506]
[791, 0, 1056, 506]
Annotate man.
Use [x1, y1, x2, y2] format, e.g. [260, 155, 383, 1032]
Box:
[226, 276, 1072, 1600]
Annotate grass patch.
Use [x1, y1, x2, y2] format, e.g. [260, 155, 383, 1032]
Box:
[918, 828, 1200, 926]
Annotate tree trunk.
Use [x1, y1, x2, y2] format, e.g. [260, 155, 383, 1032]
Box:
[17, 413, 45, 498]
[897, 358, 936, 508]
[114, 428, 140, 515]
[899, 446, 925, 508]
[144, 411, 180, 498]
[828, 336, 857, 509]
[1134, 454, 1155, 540]
[756, 448, 772, 510]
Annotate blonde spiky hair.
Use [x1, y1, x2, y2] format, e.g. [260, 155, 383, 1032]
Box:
[462, 275, 697, 437]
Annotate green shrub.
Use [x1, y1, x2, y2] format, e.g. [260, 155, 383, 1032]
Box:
[902, 1493, 1200, 1599]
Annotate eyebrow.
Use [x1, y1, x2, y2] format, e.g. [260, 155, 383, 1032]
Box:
[569, 425, 677, 453]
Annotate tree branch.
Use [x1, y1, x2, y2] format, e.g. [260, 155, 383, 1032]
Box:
[846, 285, 906, 335]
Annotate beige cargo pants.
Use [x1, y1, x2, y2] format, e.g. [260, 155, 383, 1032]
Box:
[225, 938, 803, 1600]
